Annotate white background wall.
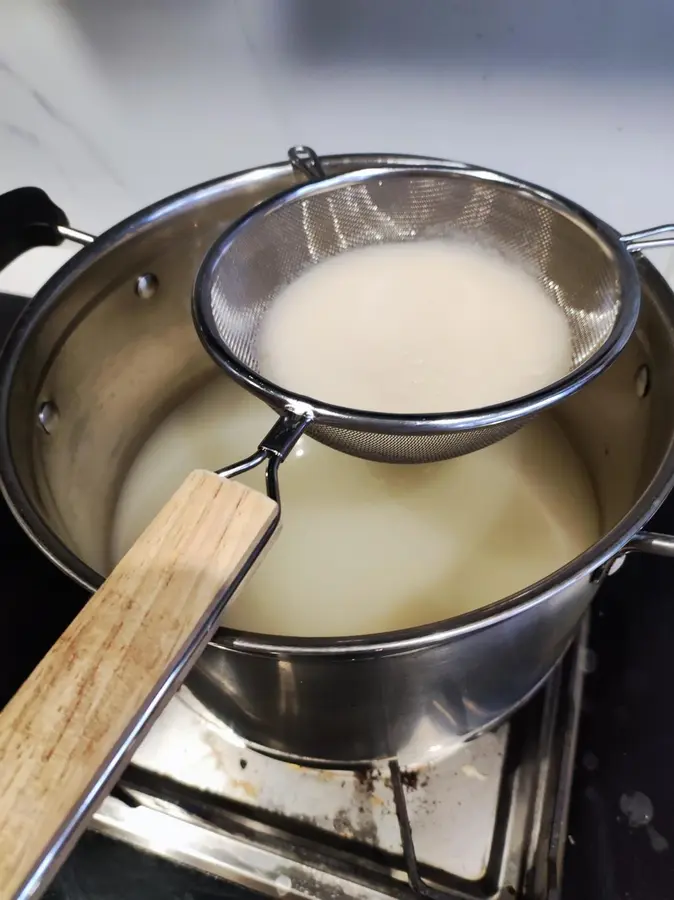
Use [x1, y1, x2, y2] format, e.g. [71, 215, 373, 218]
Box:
[1, 0, 674, 292]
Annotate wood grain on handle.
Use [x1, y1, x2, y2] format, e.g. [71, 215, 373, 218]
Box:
[0, 470, 277, 900]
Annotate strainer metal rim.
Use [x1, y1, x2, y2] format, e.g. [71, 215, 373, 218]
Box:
[193, 164, 641, 435]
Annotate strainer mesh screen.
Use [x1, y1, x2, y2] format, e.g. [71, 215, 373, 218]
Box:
[203, 170, 624, 463]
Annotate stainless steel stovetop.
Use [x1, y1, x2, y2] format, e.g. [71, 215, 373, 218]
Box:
[91, 618, 588, 900]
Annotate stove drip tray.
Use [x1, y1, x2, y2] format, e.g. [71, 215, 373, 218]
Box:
[92, 617, 587, 900]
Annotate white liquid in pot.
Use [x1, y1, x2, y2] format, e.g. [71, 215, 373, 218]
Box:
[258, 241, 573, 413]
[111, 377, 599, 638]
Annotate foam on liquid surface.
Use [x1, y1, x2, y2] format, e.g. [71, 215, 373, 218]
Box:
[257, 240, 572, 413]
[111, 377, 599, 638]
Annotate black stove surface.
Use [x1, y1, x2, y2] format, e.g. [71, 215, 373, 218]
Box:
[0, 292, 673, 899]
[564, 507, 674, 900]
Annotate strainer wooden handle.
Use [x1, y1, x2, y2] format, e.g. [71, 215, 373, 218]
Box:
[0, 469, 277, 899]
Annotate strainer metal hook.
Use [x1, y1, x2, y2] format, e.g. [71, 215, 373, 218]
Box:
[288, 145, 326, 181]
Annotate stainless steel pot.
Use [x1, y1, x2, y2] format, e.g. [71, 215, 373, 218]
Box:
[2, 153, 674, 769]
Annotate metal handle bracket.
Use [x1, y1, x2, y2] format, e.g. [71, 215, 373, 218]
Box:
[621, 226, 674, 252]
[624, 530, 674, 557]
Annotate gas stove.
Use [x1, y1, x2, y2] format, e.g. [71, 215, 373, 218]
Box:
[88, 621, 586, 900]
[0, 291, 672, 900]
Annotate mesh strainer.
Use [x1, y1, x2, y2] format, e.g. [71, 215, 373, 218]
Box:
[193, 148, 644, 468]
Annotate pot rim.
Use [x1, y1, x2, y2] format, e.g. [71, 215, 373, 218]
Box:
[2, 152, 674, 657]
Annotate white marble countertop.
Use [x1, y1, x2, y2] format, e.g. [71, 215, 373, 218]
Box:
[1, 0, 674, 294]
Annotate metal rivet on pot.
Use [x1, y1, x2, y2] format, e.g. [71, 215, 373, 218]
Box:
[37, 401, 58, 434]
[135, 273, 159, 300]
[607, 554, 626, 576]
[635, 364, 650, 398]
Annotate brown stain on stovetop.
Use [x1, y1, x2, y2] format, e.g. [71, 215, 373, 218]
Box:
[382, 768, 430, 791]
[331, 766, 384, 845]
[354, 766, 377, 793]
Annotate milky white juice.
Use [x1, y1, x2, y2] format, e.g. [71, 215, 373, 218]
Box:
[111, 377, 599, 638]
[258, 240, 572, 413]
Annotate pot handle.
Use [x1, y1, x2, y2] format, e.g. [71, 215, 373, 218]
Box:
[0, 471, 278, 898]
[625, 530, 674, 556]
[0, 187, 93, 272]
[621, 226, 674, 252]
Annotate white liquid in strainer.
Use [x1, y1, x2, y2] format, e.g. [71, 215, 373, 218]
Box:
[111, 376, 599, 638]
[257, 240, 573, 413]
